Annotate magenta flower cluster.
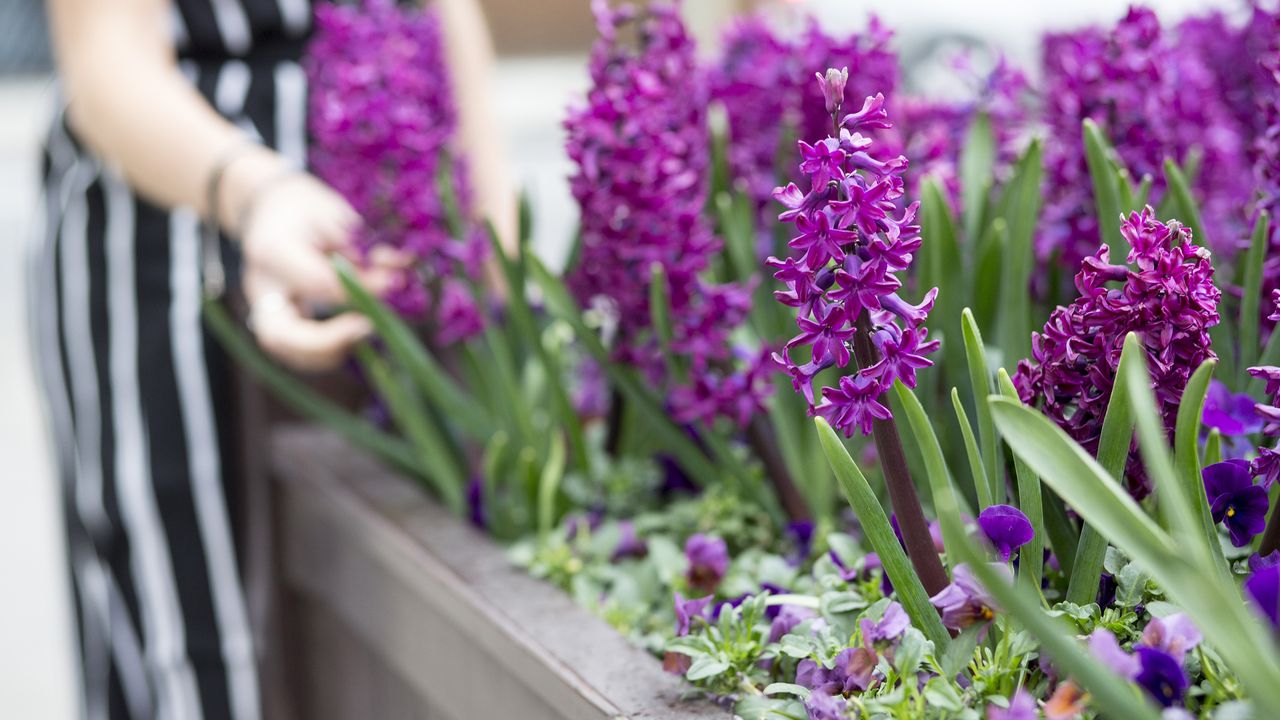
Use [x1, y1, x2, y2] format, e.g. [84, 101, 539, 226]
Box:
[711, 15, 898, 215]
[770, 85, 939, 438]
[306, 0, 487, 343]
[565, 0, 770, 428]
[1014, 208, 1220, 498]
[1038, 7, 1250, 272]
[1248, 292, 1280, 489]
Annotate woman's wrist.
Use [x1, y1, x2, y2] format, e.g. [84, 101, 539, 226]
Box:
[214, 143, 290, 236]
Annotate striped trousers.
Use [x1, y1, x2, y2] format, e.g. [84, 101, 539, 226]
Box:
[30, 57, 308, 720]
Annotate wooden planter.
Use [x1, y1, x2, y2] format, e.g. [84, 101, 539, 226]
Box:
[270, 427, 726, 720]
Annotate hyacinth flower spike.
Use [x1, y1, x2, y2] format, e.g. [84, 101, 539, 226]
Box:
[770, 74, 948, 595]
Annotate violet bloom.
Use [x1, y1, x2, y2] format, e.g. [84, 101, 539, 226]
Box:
[672, 592, 713, 637]
[611, 521, 648, 561]
[768, 604, 816, 643]
[1203, 460, 1269, 547]
[861, 601, 910, 644]
[977, 505, 1035, 562]
[1203, 380, 1264, 437]
[465, 476, 486, 529]
[1134, 647, 1188, 708]
[803, 689, 847, 720]
[566, 0, 771, 428]
[930, 563, 1006, 631]
[1245, 564, 1280, 630]
[685, 534, 730, 594]
[1015, 208, 1220, 498]
[770, 86, 939, 437]
[987, 689, 1037, 720]
[1037, 7, 1249, 273]
[1140, 614, 1202, 664]
[306, 0, 487, 338]
[1088, 628, 1141, 679]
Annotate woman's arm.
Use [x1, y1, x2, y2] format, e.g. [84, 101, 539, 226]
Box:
[437, 0, 517, 246]
[45, 0, 399, 370]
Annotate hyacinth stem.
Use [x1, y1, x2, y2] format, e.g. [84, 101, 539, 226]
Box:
[1260, 505, 1280, 556]
[853, 313, 950, 596]
[745, 416, 811, 522]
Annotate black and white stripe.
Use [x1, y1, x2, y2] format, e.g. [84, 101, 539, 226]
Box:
[32, 1, 316, 717]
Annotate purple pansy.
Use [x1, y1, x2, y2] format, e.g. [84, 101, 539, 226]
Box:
[987, 689, 1037, 720]
[1203, 380, 1264, 437]
[1246, 563, 1280, 630]
[768, 604, 816, 643]
[1134, 647, 1188, 708]
[1089, 628, 1141, 679]
[1203, 460, 1269, 547]
[930, 563, 1006, 631]
[672, 592, 713, 637]
[611, 521, 648, 561]
[977, 505, 1035, 562]
[1140, 614, 1202, 664]
[685, 534, 730, 594]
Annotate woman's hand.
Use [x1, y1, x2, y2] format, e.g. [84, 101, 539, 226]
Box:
[225, 150, 406, 371]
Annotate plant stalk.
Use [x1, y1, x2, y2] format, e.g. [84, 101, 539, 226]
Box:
[746, 415, 810, 522]
[853, 313, 950, 596]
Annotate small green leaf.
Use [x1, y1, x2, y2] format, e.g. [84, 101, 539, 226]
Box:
[686, 657, 731, 682]
[892, 381, 971, 572]
[1083, 119, 1126, 259]
[537, 433, 566, 539]
[960, 112, 996, 242]
[997, 369, 1043, 590]
[962, 308, 1001, 504]
[1241, 212, 1271, 377]
[1174, 359, 1227, 576]
[952, 388, 992, 510]
[1162, 158, 1210, 250]
[763, 683, 811, 701]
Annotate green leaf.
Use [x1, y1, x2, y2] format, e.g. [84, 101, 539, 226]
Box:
[990, 397, 1280, 713]
[537, 432, 566, 539]
[1204, 428, 1223, 467]
[1240, 212, 1271, 376]
[333, 257, 491, 439]
[686, 657, 731, 682]
[1066, 329, 1138, 605]
[816, 418, 951, 651]
[996, 140, 1043, 362]
[892, 381, 971, 572]
[962, 308, 1000, 504]
[529, 256, 720, 485]
[202, 300, 420, 475]
[996, 369, 1043, 590]
[948, 534, 1162, 720]
[939, 624, 983, 678]
[1162, 158, 1210, 250]
[960, 111, 995, 242]
[1040, 490, 1078, 579]
[649, 263, 683, 382]
[1083, 119, 1126, 259]
[1173, 359, 1227, 576]
[354, 344, 466, 513]
[952, 388, 992, 510]
[762, 684, 811, 700]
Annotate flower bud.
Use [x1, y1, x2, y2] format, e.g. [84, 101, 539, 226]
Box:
[815, 66, 849, 114]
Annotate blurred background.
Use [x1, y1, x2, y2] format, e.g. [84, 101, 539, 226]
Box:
[0, 0, 1246, 715]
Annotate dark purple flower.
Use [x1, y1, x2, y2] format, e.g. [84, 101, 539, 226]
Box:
[987, 689, 1037, 720]
[803, 689, 847, 720]
[685, 534, 730, 594]
[611, 521, 648, 561]
[672, 592, 713, 637]
[977, 505, 1035, 562]
[1016, 209, 1220, 499]
[930, 563, 1006, 631]
[861, 601, 909, 644]
[465, 476, 486, 529]
[1203, 380, 1264, 437]
[1134, 647, 1187, 707]
[1250, 550, 1280, 573]
[1203, 460, 1269, 547]
[786, 520, 816, 566]
[1245, 564, 1280, 630]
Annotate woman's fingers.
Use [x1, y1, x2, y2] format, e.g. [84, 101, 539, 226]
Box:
[254, 305, 373, 373]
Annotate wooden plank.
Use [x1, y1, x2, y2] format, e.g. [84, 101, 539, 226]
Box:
[273, 427, 724, 720]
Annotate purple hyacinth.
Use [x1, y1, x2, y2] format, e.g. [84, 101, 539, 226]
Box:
[711, 15, 898, 221]
[986, 689, 1037, 720]
[685, 533, 730, 594]
[1015, 208, 1220, 498]
[566, 0, 771, 429]
[930, 563, 1006, 631]
[977, 504, 1035, 562]
[1245, 563, 1280, 630]
[1250, 294, 1280, 489]
[306, 0, 487, 340]
[770, 86, 939, 437]
[1203, 460, 1269, 547]
[1037, 7, 1250, 273]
